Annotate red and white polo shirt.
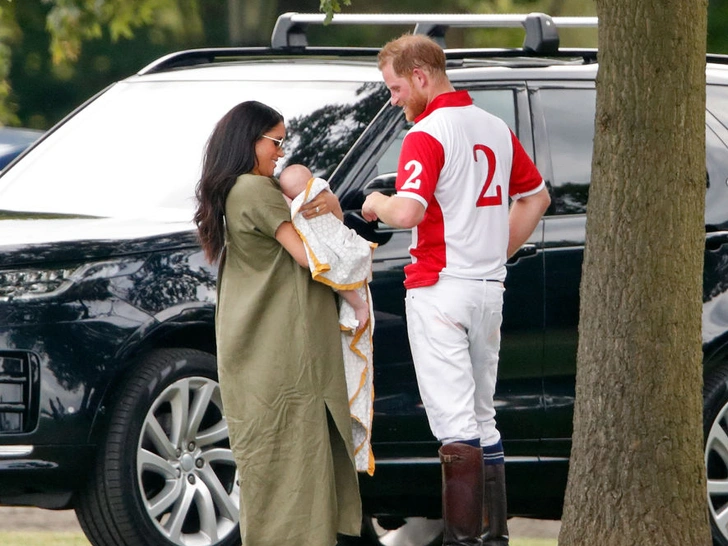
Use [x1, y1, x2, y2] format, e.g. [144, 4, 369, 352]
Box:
[395, 90, 544, 289]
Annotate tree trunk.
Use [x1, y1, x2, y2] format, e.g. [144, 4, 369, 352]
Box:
[227, 0, 279, 46]
[558, 1, 711, 545]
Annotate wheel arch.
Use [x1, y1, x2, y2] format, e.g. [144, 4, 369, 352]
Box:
[85, 305, 217, 445]
[704, 334, 728, 386]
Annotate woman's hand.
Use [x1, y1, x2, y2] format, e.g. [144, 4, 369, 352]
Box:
[300, 190, 343, 221]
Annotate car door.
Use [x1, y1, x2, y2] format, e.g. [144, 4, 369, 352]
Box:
[530, 82, 596, 459]
[334, 83, 546, 462]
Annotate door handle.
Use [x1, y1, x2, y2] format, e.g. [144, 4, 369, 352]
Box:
[706, 231, 728, 251]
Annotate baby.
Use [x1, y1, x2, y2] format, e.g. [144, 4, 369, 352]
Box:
[279, 164, 371, 332]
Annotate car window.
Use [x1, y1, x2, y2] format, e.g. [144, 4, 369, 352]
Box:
[375, 89, 517, 175]
[706, 123, 728, 229]
[0, 80, 384, 220]
[706, 84, 728, 228]
[707, 84, 728, 133]
[543, 85, 728, 223]
[540, 88, 596, 215]
[471, 89, 517, 131]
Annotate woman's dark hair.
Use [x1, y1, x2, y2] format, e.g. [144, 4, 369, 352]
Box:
[194, 100, 284, 263]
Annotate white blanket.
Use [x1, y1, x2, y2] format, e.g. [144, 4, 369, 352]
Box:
[290, 177, 377, 475]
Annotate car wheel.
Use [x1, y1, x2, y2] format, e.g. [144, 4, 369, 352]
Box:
[704, 362, 728, 546]
[358, 516, 443, 546]
[75, 348, 240, 546]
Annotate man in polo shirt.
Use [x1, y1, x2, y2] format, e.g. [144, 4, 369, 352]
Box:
[362, 34, 551, 546]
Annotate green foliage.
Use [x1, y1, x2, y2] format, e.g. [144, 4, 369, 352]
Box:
[305, 0, 596, 49]
[319, 0, 352, 23]
[708, 0, 728, 53]
[0, 0, 726, 129]
[42, 0, 202, 65]
[0, 0, 19, 125]
[0, 0, 209, 128]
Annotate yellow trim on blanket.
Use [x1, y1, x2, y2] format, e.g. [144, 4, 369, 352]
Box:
[342, 288, 375, 476]
[292, 179, 376, 476]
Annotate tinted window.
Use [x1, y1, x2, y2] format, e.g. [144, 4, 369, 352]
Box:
[707, 123, 728, 229]
[541, 88, 596, 215]
[471, 89, 516, 132]
[706, 84, 728, 228]
[707, 84, 728, 132]
[0, 80, 384, 220]
[375, 89, 517, 175]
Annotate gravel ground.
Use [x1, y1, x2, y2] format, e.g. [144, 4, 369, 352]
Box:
[0, 507, 560, 538]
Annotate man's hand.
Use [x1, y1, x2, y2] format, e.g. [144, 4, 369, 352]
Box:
[362, 191, 388, 222]
[363, 191, 425, 229]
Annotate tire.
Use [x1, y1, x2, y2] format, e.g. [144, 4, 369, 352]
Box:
[349, 516, 443, 546]
[704, 362, 728, 546]
[75, 348, 240, 546]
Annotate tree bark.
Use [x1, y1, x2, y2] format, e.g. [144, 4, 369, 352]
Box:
[558, 1, 711, 545]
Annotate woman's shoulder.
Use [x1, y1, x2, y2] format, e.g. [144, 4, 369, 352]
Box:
[234, 173, 279, 190]
[230, 174, 280, 199]
[227, 173, 287, 215]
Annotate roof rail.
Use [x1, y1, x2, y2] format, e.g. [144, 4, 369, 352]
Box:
[136, 46, 382, 75]
[138, 47, 267, 74]
[271, 12, 597, 54]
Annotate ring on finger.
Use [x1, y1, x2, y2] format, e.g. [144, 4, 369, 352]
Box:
[315, 206, 320, 213]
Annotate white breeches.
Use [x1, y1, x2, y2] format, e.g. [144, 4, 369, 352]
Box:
[405, 277, 504, 446]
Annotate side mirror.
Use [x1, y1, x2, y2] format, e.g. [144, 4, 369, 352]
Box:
[348, 173, 398, 246]
[362, 173, 396, 197]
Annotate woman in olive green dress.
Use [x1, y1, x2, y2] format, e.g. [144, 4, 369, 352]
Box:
[194, 101, 362, 546]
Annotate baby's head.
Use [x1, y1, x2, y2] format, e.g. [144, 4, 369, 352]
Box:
[279, 164, 313, 200]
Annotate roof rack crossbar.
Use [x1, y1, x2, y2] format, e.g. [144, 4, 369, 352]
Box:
[271, 12, 597, 53]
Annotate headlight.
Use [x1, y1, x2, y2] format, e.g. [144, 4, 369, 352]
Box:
[0, 261, 141, 302]
[0, 267, 77, 300]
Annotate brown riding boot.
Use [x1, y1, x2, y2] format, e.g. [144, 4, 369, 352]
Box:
[439, 442, 484, 546]
[482, 463, 509, 545]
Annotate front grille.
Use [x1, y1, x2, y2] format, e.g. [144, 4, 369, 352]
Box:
[0, 353, 36, 433]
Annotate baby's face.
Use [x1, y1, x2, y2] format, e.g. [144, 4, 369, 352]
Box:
[280, 172, 308, 198]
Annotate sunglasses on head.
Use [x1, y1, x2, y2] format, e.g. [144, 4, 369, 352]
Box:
[261, 134, 285, 148]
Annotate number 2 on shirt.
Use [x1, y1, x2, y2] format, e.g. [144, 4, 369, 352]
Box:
[400, 160, 423, 190]
[473, 144, 503, 207]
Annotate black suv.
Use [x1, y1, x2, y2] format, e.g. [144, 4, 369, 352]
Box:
[1, 12, 728, 546]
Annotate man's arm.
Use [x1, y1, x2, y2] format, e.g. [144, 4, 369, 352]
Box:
[362, 191, 425, 229]
[507, 187, 551, 258]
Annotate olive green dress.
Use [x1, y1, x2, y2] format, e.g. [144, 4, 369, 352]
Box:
[215, 174, 362, 546]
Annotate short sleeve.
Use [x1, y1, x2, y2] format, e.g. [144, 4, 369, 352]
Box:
[228, 174, 292, 238]
[395, 130, 445, 208]
[508, 131, 544, 199]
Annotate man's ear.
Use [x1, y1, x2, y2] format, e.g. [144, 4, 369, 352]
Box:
[411, 67, 428, 88]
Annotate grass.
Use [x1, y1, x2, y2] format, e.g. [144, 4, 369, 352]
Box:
[0, 531, 559, 546]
